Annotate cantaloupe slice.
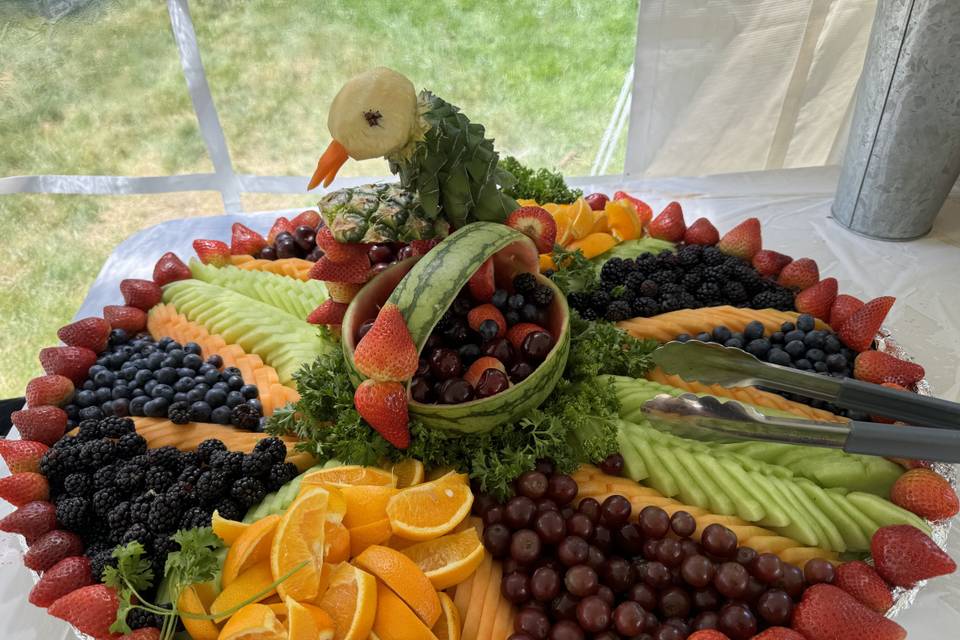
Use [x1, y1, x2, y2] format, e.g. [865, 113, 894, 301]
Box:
[230, 256, 313, 280]
[618, 305, 829, 343]
[459, 553, 493, 640]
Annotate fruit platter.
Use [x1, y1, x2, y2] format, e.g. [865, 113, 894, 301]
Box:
[2, 67, 957, 640]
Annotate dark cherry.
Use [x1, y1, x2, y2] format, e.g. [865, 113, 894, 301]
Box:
[557, 536, 589, 567]
[534, 459, 555, 475]
[735, 546, 758, 567]
[515, 607, 551, 640]
[443, 319, 470, 345]
[409, 377, 433, 404]
[482, 337, 515, 365]
[483, 524, 512, 558]
[599, 495, 631, 527]
[612, 601, 647, 636]
[714, 562, 749, 599]
[424, 334, 444, 351]
[614, 522, 644, 556]
[473, 493, 498, 517]
[590, 524, 612, 553]
[475, 368, 509, 398]
[680, 538, 702, 559]
[577, 498, 601, 523]
[550, 593, 581, 622]
[576, 595, 611, 633]
[638, 506, 671, 539]
[628, 582, 658, 611]
[501, 571, 531, 604]
[595, 584, 615, 606]
[586, 545, 605, 571]
[692, 586, 721, 611]
[533, 510, 566, 545]
[663, 618, 690, 637]
[459, 343, 482, 364]
[776, 563, 806, 599]
[804, 558, 835, 585]
[503, 558, 527, 576]
[259, 245, 278, 260]
[293, 225, 316, 250]
[642, 561, 672, 589]
[701, 524, 738, 558]
[511, 529, 542, 565]
[548, 620, 584, 640]
[504, 496, 537, 529]
[750, 552, 783, 584]
[516, 471, 549, 499]
[658, 586, 691, 619]
[566, 513, 594, 540]
[756, 588, 794, 625]
[483, 505, 504, 526]
[530, 566, 561, 602]
[600, 556, 635, 592]
[598, 453, 625, 476]
[745, 576, 766, 603]
[691, 611, 720, 631]
[357, 319, 376, 342]
[718, 603, 758, 639]
[368, 243, 394, 263]
[642, 539, 660, 560]
[669, 511, 696, 537]
[275, 233, 298, 258]
[521, 331, 553, 362]
[429, 348, 463, 380]
[397, 245, 415, 261]
[437, 378, 474, 404]
[681, 554, 716, 589]
[509, 361, 534, 382]
[655, 538, 683, 568]
[536, 498, 558, 513]
[545, 475, 578, 505]
[653, 624, 683, 640]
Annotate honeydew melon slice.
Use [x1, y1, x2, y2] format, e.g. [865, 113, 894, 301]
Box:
[798, 479, 869, 551]
[673, 448, 735, 516]
[742, 469, 814, 541]
[694, 452, 766, 522]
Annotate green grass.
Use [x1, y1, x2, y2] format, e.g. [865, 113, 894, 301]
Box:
[0, 0, 637, 397]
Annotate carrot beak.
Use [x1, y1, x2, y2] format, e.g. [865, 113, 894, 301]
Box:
[307, 139, 350, 190]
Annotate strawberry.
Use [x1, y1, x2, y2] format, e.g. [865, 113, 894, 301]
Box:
[834, 560, 893, 613]
[314, 227, 368, 263]
[121, 629, 161, 640]
[306, 300, 349, 325]
[506, 323, 546, 350]
[467, 258, 495, 303]
[889, 468, 959, 520]
[326, 281, 362, 304]
[777, 258, 819, 290]
[308, 253, 371, 284]
[872, 524, 956, 587]
[838, 296, 895, 352]
[12, 406, 67, 445]
[353, 303, 419, 381]
[24, 529, 84, 572]
[152, 251, 191, 286]
[648, 202, 686, 242]
[613, 191, 653, 226]
[267, 216, 295, 243]
[464, 357, 507, 388]
[751, 628, 806, 640]
[291, 210, 321, 229]
[794, 278, 838, 321]
[467, 304, 506, 337]
[0, 501, 58, 544]
[48, 583, 120, 638]
[0, 472, 49, 507]
[29, 555, 93, 608]
[354, 379, 410, 449]
[752, 250, 793, 278]
[56, 317, 110, 353]
[506, 206, 557, 253]
[103, 305, 147, 334]
[192, 239, 231, 266]
[792, 583, 905, 640]
[853, 350, 924, 386]
[829, 293, 864, 328]
[584, 193, 609, 211]
[0, 440, 49, 473]
[409, 239, 440, 257]
[683, 218, 720, 246]
[119, 279, 162, 311]
[230, 222, 267, 256]
[39, 346, 97, 384]
[687, 631, 730, 640]
[717, 217, 761, 259]
[25, 375, 74, 407]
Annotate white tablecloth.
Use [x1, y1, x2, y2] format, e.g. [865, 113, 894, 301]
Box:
[1, 166, 958, 638]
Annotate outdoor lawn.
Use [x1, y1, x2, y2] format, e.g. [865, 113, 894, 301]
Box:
[0, 0, 637, 398]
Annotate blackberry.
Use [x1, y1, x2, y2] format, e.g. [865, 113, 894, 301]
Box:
[590, 291, 611, 313]
[93, 463, 119, 490]
[635, 253, 658, 271]
[180, 506, 212, 529]
[57, 496, 90, 530]
[253, 437, 287, 464]
[64, 473, 93, 497]
[179, 465, 203, 485]
[578, 308, 598, 321]
[599, 258, 628, 286]
[52, 435, 81, 451]
[126, 608, 162, 631]
[85, 541, 111, 560]
[660, 283, 685, 298]
[114, 463, 146, 493]
[79, 439, 118, 470]
[604, 301, 633, 322]
[147, 446, 182, 471]
[566, 291, 590, 313]
[266, 462, 298, 492]
[631, 297, 660, 318]
[696, 282, 721, 301]
[116, 432, 147, 459]
[168, 401, 191, 425]
[702, 265, 727, 283]
[210, 451, 244, 477]
[231, 477, 267, 507]
[122, 523, 150, 546]
[624, 272, 647, 292]
[701, 246, 724, 265]
[434, 310, 456, 332]
[108, 501, 131, 532]
[751, 288, 795, 311]
[76, 419, 101, 442]
[212, 497, 244, 522]
[90, 549, 118, 582]
[677, 244, 703, 266]
[93, 487, 121, 517]
[129, 495, 153, 526]
[180, 451, 201, 469]
[241, 452, 271, 478]
[659, 295, 685, 313]
[231, 404, 261, 430]
[722, 281, 748, 303]
[196, 439, 227, 464]
[635, 280, 658, 299]
[681, 270, 703, 291]
[99, 416, 135, 438]
[145, 466, 175, 492]
[530, 285, 554, 307]
[649, 269, 679, 285]
[148, 495, 181, 533]
[512, 273, 537, 295]
[82, 518, 112, 546]
[195, 470, 228, 502]
[166, 480, 196, 506]
[656, 252, 680, 267]
[677, 292, 701, 309]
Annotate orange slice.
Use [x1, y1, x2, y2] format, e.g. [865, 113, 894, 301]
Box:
[176, 585, 220, 640]
[433, 592, 461, 640]
[213, 510, 250, 546]
[218, 603, 286, 640]
[353, 545, 442, 626]
[222, 515, 280, 587]
[348, 518, 394, 557]
[550, 204, 573, 245]
[370, 580, 439, 640]
[325, 520, 351, 564]
[318, 563, 378, 640]
[568, 232, 617, 259]
[340, 485, 400, 529]
[301, 465, 396, 488]
[591, 210, 611, 234]
[286, 596, 335, 640]
[297, 483, 348, 523]
[400, 528, 485, 590]
[271, 487, 329, 601]
[539, 254, 557, 272]
[386, 472, 473, 541]
[391, 459, 425, 488]
[210, 561, 277, 622]
[568, 199, 596, 240]
[516, 199, 539, 206]
[606, 199, 643, 241]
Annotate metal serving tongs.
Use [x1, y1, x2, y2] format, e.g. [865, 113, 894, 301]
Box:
[652, 340, 960, 430]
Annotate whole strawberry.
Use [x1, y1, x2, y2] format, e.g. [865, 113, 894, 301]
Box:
[120, 629, 161, 640]
[315, 227, 368, 263]
[152, 251, 191, 286]
[0, 472, 49, 507]
[354, 379, 410, 449]
[871, 524, 956, 587]
[683, 217, 720, 246]
[853, 350, 924, 387]
[752, 249, 792, 277]
[230, 222, 267, 256]
[467, 258, 495, 303]
[717, 217, 761, 259]
[751, 628, 806, 640]
[48, 583, 120, 638]
[192, 239, 231, 266]
[57, 317, 111, 353]
[794, 278, 838, 322]
[11, 406, 67, 446]
[291, 210, 321, 229]
[506, 206, 557, 253]
[39, 346, 97, 384]
[267, 216, 295, 244]
[25, 375, 75, 408]
[777, 258, 819, 290]
[354, 304, 419, 381]
[687, 631, 730, 639]
[0, 440, 49, 473]
[838, 296, 895, 352]
[24, 529, 84, 572]
[0, 501, 58, 544]
[307, 300, 349, 325]
[829, 293, 864, 328]
[309, 254, 371, 284]
[325, 281, 362, 304]
[119, 279, 162, 311]
[792, 583, 905, 640]
[833, 560, 892, 613]
[890, 468, 959, 520]
[103, 305, 147, 334]
[29, 555, 93, 608]
[648, 202, 686, 242]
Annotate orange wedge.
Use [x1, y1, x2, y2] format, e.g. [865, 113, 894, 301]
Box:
[400, 528, 485, 590]
[591, 210, 611, 234]
[213, 511, 250, 546]
[286, 596, 335, 640]
[297, 483, 348, 523]
[218, 603, 286, 640]
[176, 585, 220, 640]
[325, 520, 351, 564]
[391, 459, 425, 488]
[370, 580, 439, 640]
[222, 515, 280, 587]
[301, 466, 397, 488]
[606, 199, 643, 241]
[539, 254, 557, 272]
[568, 232, 617, 259]
[386, 472, 473, 541]
[550, 204, 573, 245]
[432, 592, 461, 640]
[271, 487, 329, 601]
[568, 198, 596, 240]
[348, 518, 394, 557]
[340, 485, 400, 529]
[353, 545, 442, 626]
[210, 561, 277, 622]
[516, 199, 539, 206]
[318, 563, 378, 640]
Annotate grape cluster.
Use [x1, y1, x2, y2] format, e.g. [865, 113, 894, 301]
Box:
[259, 225, 322, 261]
[477, 459, 833, 640]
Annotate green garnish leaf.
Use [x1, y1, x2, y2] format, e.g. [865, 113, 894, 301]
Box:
[500, 156, 582, 205]
[548, 245, 598, 295]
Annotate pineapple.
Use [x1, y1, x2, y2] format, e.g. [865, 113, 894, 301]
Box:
[309, 68, 518, 228]
[318, 183, 449, 244]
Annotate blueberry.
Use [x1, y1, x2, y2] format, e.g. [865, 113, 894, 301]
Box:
[95, 387, 113, 403]
[784, 330, 805, 344]
[197, 363, 216, 376]
[803, 331, 826, 350]
[226, 391, 244, 408]
[213, 381, 230, 392]
[110, 328, 129, 345]
[205, 388, 227, 407]
[452, 298, 472, 315]
[211, 406, 233, 425]
[129, 396, 148, 416]
[160, 356, 179, 369]
[131, 388, 145, 398]
[121, 367, 138, 382]
[507, 294, 525, 310]
[134, 369, 153, 386]
[82, 380, 96, 391]
[226, 375, 244, 391]
[504, 310, 520, 326]
[88, 364, 107, 377]
[770, 331, 785, 344]
[223, 367, 242, 379]
[64, 404, 79, 419]
[107, 353, 127, 369]
[154, 367, 177, 385]
[246, 399, 263, 413]
[101, 401, 117, 417]
[146, 353, 165, 370]
[186, 389, 204, 404]
[711, 326, 732, 342]
[143, 398, 169, 418]
[193, 383, 210, 396]
[151, 384, 175, 402]
[176, 367, 195, 379]
[478, 319, 499, 342]
[795, 358, 812, 370]
[240, 384, 259, 400]
[743, 320, 765, 341]
[203, 369, 221, 385]
[797, 314, 816, 332]
[111, 385, 130, 400]
[768, 348, 792, 366]
[825, 353, 848, 372]
[76, 389, 97, 407]
[724, 338, 744, 349]
[746, 339, 771, 358]
[157, 337, 174, 350]
[780, 322, 796, 333]
[823, 335, 842, 354]
[784, 340, 806, 358]
[164, 341, 181, 354]
[491, 290, 509, 309]
[206, 354, 223, 369]
[189, 401, 212, 422]
[182, 353, 203, 370]
[113, 398, 130, 417]
[140, 344, 157, 355]
[813, 361, 828, 373]
[79, 406, 103, 421]
[676, 333, 691, 342]
[95, 356, 109, 367]
[806, 348, 825, 362]
[173, 392, 189, 404]
[458, 343, 482, 364]
[520, 304, 541, 323]
[731, 332, 745, 343]
[94, 370, 116, 387]
[183, 342, 202, 355]
[174, 377, 196, 393]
